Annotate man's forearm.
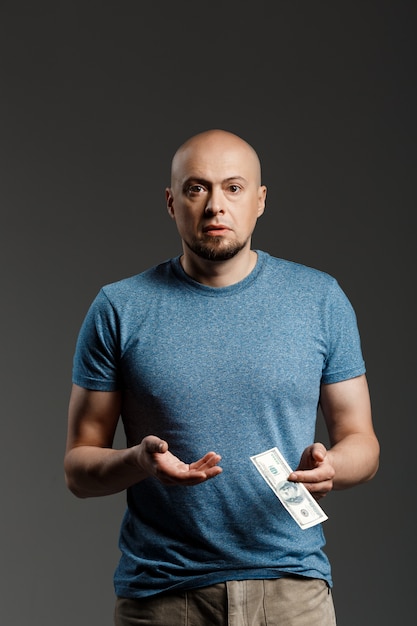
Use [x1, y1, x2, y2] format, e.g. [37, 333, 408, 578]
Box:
[327, 433, 380, 490]
[64, 445, 146, 498]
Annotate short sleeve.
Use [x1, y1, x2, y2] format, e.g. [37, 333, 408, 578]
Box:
[72, 289, 121, 391]
[321, 280, 366, 384]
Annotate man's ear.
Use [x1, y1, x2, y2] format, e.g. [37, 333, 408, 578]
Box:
[257, 185, 267, 217]
[165, 188, 175, 219]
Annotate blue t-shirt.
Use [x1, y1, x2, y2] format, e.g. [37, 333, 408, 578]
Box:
[72, 251, 366, 597]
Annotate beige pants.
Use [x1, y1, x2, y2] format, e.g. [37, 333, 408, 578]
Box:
[114, 577, 337, 625]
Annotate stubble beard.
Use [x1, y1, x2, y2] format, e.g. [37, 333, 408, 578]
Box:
[184, 234, 249, 262]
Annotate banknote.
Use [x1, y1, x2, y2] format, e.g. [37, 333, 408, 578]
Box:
[250, 447, 328, 530]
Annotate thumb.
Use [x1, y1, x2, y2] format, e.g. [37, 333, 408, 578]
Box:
[144, 435, 168, 454]
[311, 442, 327, 464]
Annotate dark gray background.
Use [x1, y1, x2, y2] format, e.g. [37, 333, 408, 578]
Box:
[1, 2, 416, 625]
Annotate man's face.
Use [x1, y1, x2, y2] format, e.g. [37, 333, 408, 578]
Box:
[279, 482, 301, 502]
[166, 134, 266, 263]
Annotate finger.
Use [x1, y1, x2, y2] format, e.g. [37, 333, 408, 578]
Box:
[161, 466, 222, 486]
[288, 469, 318, 483]
[311, 442, 327, 462]
[180, 457, 223, 480]
[190, 452, 222, 470]
[305, 481, 333, 499]
[144, 436, 168, 454]
[288, 467, 334, 484]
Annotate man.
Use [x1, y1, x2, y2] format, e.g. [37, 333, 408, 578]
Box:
[65, 129, 380, 625]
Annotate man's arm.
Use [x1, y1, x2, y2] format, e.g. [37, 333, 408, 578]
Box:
[64, 384, 222, 498]
[288, 374, 380, 499]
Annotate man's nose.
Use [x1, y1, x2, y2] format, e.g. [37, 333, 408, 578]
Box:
[205, 189, 224, 215]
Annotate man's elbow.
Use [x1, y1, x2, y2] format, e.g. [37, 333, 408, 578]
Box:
[63, 468, 89, 498]
[64, 455, 91, 499]
[364, 437, 381, 483]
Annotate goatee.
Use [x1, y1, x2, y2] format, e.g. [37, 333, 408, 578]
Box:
[184, 236, 247, 262]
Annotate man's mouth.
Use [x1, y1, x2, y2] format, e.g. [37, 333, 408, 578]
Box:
[202, 224, 231, 236]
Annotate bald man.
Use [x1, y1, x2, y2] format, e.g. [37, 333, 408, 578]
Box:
[65, 129, 379, 625]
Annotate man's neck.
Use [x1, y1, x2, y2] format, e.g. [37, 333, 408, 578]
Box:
[180, 248, 258, 288]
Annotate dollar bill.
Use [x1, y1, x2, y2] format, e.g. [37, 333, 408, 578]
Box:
[250, 447, 328, 530]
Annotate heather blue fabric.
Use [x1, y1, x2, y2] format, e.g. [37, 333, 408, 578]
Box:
[72, 251, 366, 598]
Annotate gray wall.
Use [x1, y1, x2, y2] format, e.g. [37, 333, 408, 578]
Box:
[1, 2, 416, 624]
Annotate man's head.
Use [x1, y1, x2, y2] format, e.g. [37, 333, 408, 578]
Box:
[278, 481, 303, 504]
[166, 129, 267, 265]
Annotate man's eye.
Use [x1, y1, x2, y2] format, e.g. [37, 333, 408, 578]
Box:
[228, 184, 241, 193]
[186, 184, 205, 194]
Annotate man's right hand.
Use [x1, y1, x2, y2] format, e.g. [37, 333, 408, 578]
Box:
[135, 435, 223, 486]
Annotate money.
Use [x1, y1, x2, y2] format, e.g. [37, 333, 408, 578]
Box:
[250, 447, 328, 530]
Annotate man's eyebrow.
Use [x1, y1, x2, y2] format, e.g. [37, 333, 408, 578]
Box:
[182, 176, 248, 187]
[182, 177, 211, 187]
[223, 176, 247, 184]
